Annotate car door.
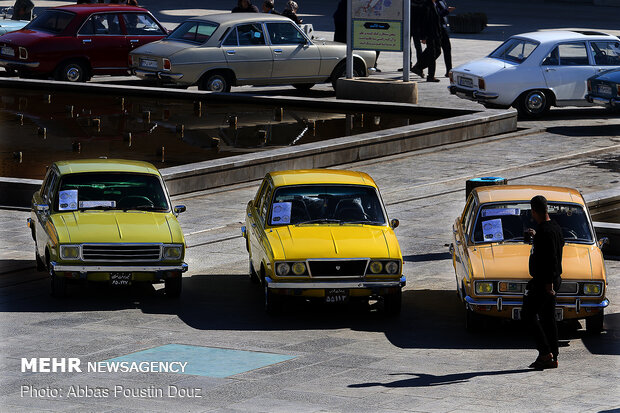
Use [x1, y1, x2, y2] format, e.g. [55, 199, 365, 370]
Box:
[77, 12, 127, 72]
[34, 168, 58, 259]
[249, 179, 273, 273]
[264, 21, 321, 81]
[541, 42, 595, 104]
[453, 197, 476, 297]
[121, 12, 167, 53]
[222, 22, 273, 85]
[589, 40, 620, 74]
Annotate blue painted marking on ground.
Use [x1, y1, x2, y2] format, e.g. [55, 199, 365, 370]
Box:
[104, 344, 296, 377]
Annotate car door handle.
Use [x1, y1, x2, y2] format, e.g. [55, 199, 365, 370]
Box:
[226, 50, 236, 55]
[130, 39, 139, 43]
[544, 68, 556, 72]
[82, 39, 92, 44]
[273, 49, 283, 54]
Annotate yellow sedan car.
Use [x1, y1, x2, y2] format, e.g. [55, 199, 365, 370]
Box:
[27, 159, 188, 298]
[242, 169, 405, 314]
[450, 185, 609, 333]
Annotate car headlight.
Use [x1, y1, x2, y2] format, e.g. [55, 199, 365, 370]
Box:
[291, 262, 306, 275]
[60, 245, 80, 259]
[369, 261, 383, 274]
[385, 261, 399, 274]
[276, 262, 290, 276]
[475, 281, 494, 294]
[583, 283, 601, 296]
[163, 245, 182, 260]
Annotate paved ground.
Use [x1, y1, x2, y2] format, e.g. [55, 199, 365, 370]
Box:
[1, 0, 620, 412]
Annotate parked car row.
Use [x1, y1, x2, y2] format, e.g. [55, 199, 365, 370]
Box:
[0, 5, 375, 90]
[29, 159, 609, 332]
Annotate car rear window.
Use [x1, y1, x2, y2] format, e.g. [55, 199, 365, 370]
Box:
[167, 21, 218, 44]
[489, 38, 539, 64]
[27, 10, 75, 34]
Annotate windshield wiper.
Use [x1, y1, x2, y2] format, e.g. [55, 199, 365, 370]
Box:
[79, 206, 116, 211]
[123, 205, 167, 211]
[345, 220, 384, 225]
[295, 218, 342, 226]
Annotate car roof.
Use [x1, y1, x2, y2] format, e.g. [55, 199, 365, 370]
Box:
[474, 185, 585, 205]
[187, 12, 293, 25]
[513, 30, 618, 44]
[54, 159, 161, 176]
[268, 169, 378, 188]
[52, 4, 149, 14]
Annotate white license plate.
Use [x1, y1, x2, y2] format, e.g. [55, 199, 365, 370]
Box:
[139, 58, 158, 69]
[598, 84, 612, 96]
[458, 76, 473, 87]
[110, 272, 132, 286]
[325, 288, 349, 303]
[1, 46, 14, 57]
[512, 307, 563, 322]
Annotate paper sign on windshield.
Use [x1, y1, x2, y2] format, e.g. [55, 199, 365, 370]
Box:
[482, 208, 519, 217]
[58, 190, 78, 211]
[79, 200, 116, 209]
[482, 218, 504, 242]
[271, 202, 292, 225]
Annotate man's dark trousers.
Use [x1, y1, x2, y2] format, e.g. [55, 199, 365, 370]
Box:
[522, 278, 561, 359]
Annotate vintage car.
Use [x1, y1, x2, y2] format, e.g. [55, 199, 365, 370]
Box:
[27, 159, 187, 297]
[129, 13, 377, 92]
[450, 185, 609, 333]
[0, 4, 167, 81]
[586, 68, 620, 110]
[448, 30, 620, 117]
[242, 169, 405, 314]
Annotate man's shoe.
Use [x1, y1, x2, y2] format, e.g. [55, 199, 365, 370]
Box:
[411, 66, 424, 77]
[426, 77, 440, 82]
[374, 67, 382, 73]
[444, 72, 450, 78]
[529, 355, 558, 370]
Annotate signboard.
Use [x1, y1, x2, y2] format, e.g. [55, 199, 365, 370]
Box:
[352, 0, 403, 52]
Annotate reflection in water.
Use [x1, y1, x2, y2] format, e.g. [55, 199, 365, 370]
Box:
[0, 89, 444, 179]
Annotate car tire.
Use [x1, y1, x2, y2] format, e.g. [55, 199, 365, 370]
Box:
[165, 276, 182, 298]
[35, 250, 46, 272]
[264, 285, 283, 315]
[293, 83, 315, 91]
[585, 310, 604, 335]
[55, 60, 90, 82]
[383, 289, 402, 316]
[50, 271, 67, 298]
[517, 89, 550, 118]
[249, 260, 260, 284]
[199, 72, 231, 93]
[465, 307, 483, 332]
[331, 64, 362, 91]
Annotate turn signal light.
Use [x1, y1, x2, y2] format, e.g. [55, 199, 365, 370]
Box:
[163, 58, 171, 71]
[128, 54, 133, 67]
[617, 84, 620, 96]
[18, 47, 28, 60]
[478, 78, 485, 90]
[587, 80, 592, 92]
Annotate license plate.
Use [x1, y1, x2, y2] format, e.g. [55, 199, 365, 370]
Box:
[139, 58, 158, 69]
[598, 84, 612, 96]
[110, 272, 132, 286]
[1, 46, 14, 57]
[512, 307, 563, 322]
[325, 288, 349, 303]
[458, 76, 473, 87]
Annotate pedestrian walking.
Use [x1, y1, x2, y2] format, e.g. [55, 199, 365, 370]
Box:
[232, 0, 259, 13]
[399, 0, 423, 73]
[410, 0, 442, 81]
[262, 1, 279, 14]
[333, 0, 346, 43]
[282, 1, 302, 25]
[522, 195, 564, 370]
[435, 0, 454, 77]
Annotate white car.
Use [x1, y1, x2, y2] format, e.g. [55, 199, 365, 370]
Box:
[448, 30, 620, 117]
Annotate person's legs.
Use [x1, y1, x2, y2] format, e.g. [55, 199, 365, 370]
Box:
[522, 287, 551, 357]
[426, 37, 441, 81]
[441, 27, 452, 76]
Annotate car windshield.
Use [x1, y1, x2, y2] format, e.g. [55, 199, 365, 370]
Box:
[489, 38, 539, 64]
[55, 172, 169, 212]
[472, 202, 593, 244]
[167, 21, 218, 44]
[26, 10, 75, 33]
[268, 184, 387, 226]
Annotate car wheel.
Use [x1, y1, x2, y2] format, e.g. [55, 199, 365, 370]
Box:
[331, 65, 362, 91]
[465, 307, 483, 332]
[383, 289, 402, 316]
[35, 250, 46, 272]
[293, 83, 315, 91]
[50, 271, 67, 298]
[264, 285, 282, 315]
[585, 310, 604, 335]
[55, 60, 89, 82]
[199, 73, 231, 93]
[165, 275, 182, 298]
[249, 260, 260, 284]
[517, 89, 550, 118]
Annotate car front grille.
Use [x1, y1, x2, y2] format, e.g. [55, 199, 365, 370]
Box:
[81, 244, 162, 262]
[308, 260, 367, 277]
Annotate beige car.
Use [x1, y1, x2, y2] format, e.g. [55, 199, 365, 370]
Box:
[129, 13, 376, 92]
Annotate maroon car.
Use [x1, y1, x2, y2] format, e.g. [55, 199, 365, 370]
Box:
[0, 4, 167, 81]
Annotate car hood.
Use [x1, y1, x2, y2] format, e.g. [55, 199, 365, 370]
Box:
[0, 29, 53, 47]
[453, 57, 516, 77]
[266, 225, 401, 260]
[131, 39, 192, 57]
[51, 211, 183, 244]
[469, 243, 598, 280]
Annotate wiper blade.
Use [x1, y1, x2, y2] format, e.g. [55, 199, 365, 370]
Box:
[123, 205, 166, 211]
[80, 206, 116, 211]
[344, 220, 384, 225]
[295, 218, 342, 226]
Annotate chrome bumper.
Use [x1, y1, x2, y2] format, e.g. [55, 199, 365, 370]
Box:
[134, 69, 183, 81]
[0, 58, 40, 68]
[265, 275, 406, 290]
[465, 295, 609, 313]
[51, 262, 188, 273]
[448, 85, 499, 101]
[585, 94, 619, 107]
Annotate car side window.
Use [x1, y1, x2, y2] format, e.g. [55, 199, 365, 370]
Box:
[463, 199, 477, 238]
[265, 22, 307, 45]
[43, 171, 58, 202]
[542, 46, 559, 66]
[590, 41, 620, 66]
[222, 27, 238, 46]
[260, 185, 273, 222]
[237, 23, 265, 46]
[122, 13, 165, 36]
[79, 13, 122, 35]
[554, 42, 589, 66]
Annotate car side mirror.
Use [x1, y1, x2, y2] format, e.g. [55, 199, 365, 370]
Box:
[34, 203, 49, 213]
[390, 218, 399, 229]
[598, 237, 609, 249]
[174, 205, 186, 215]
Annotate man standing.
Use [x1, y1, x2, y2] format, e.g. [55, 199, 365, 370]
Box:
[523, 195, 564, 369]
[410, 0, 442, 82]
[435, 0, 454, 77]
